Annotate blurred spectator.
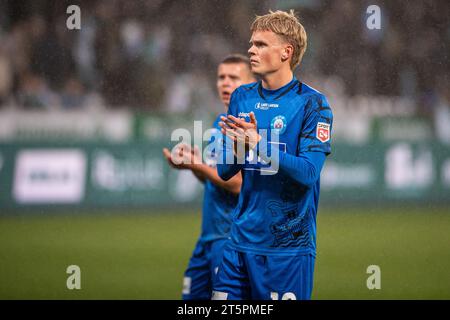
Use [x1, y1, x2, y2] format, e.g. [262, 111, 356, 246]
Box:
[0, 0, 447, 117]
[60, 77, 86, 109]
[0, 47, 13, 106]
[433, 74, 450, 144]
[29, 14, 75, 90]
[16, 73, 59, 109]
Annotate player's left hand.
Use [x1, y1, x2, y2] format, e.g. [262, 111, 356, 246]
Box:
[163, 146, 189, 170]
[219, 112, 261, 153]
[163, 143, 202, 169]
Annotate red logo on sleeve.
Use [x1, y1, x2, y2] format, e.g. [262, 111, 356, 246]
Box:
[316, 122, 330, 143]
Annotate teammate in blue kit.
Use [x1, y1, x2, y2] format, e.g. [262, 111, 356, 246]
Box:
[163, 54, 255, 299]
[213, 10, 333, 300]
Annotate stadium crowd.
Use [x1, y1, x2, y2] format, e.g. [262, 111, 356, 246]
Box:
[0, 0, 448, 117]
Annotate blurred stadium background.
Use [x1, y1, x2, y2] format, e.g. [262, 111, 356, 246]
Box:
[0, 0, 449, 299]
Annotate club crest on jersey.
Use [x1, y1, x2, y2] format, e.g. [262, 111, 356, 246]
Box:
[316, 122, 330, 143]
[270, 115, 287, 135]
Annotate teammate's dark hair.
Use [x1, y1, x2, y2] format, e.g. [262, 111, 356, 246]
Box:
[221, 54, 251, 69]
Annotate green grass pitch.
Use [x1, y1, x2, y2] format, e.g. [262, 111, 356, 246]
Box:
[0, 206, 449, 299]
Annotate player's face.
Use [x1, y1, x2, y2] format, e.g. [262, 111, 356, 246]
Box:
[216, 63, 252, 107]
[248, 30, 286, 75]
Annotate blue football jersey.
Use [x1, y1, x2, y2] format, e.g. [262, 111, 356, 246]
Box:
[200, 114, 238, 242]
[217, 77, 333, 256]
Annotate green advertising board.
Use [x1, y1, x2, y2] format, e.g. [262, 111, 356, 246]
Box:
[0, 141, 449, 211]
[321, 142, 450, 204]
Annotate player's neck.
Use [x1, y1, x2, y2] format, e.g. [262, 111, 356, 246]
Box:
[261, 67, 293, 90]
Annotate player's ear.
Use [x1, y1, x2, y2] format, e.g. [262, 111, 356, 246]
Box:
[281, 45, 293, 62]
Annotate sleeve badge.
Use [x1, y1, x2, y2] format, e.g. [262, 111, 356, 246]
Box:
[316, 122, 330, 143]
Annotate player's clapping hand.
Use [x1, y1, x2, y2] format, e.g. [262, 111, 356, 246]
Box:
[219, 112, 261, 157]
[162, 143, 202, 169]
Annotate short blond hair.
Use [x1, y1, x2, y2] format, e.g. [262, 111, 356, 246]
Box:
[251, 10, 307, 70]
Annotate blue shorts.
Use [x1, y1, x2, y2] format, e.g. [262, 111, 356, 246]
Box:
[212, 244, 315, 300]
[182, 238, 229, 300]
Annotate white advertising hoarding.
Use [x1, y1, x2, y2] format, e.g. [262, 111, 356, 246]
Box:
[13, 149, 86, 204]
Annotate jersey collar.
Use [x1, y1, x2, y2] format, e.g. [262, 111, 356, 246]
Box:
[257, 77, 300, 101]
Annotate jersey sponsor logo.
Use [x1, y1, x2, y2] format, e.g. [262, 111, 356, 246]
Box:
[316, 122, 330, 143]
[270, 115, 287, 135]
[255, 102, 279, 110]
[238, 112, 250, 118]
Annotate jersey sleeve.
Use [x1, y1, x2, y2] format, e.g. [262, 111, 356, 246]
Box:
[227, 88, 239, 117]
[217, 88, 243, 181]
[257, 93, 332, 187]
[258, 136, 327, 188]
[298, 94, 333, 155]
